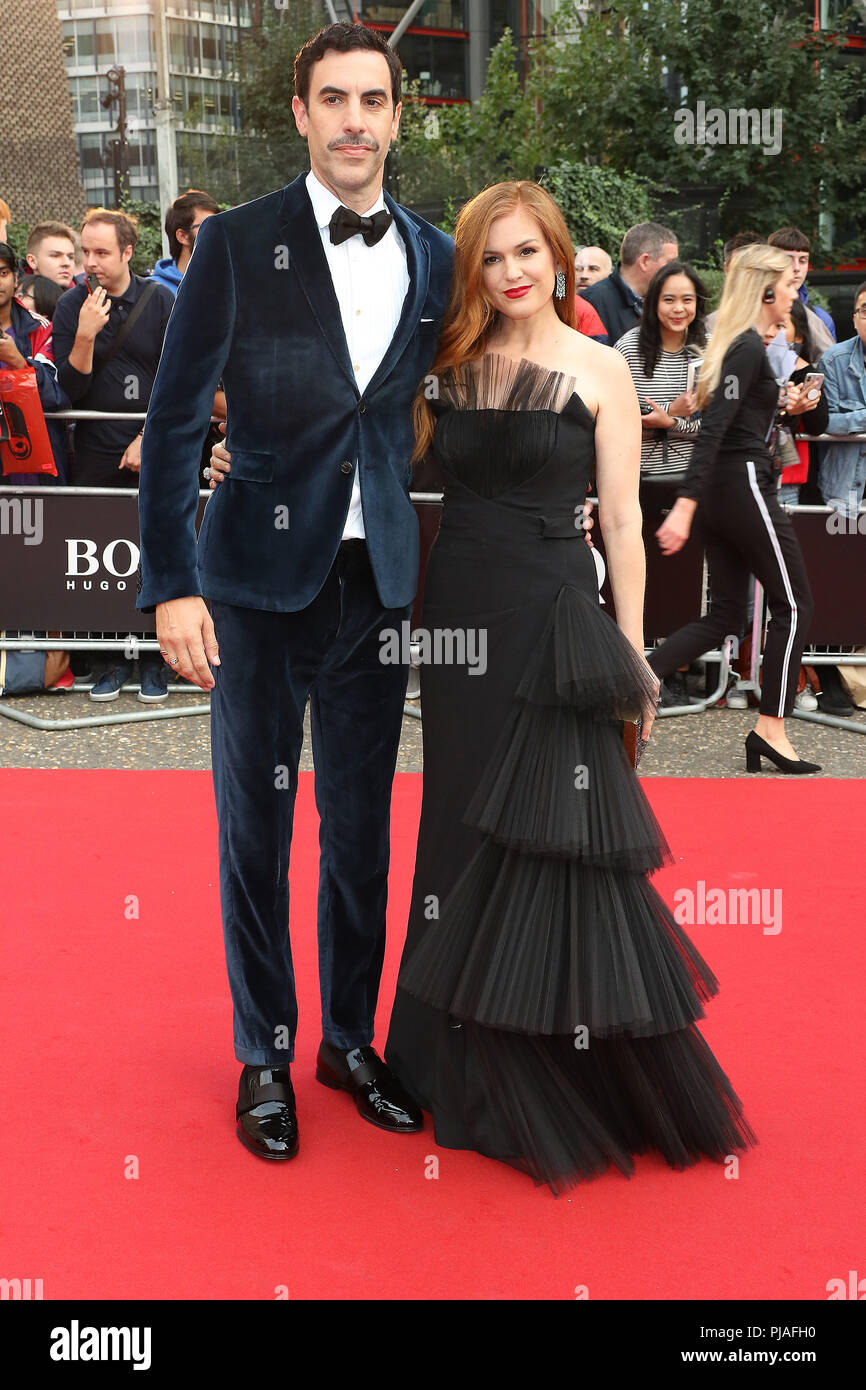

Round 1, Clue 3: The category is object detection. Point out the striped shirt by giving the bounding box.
[614,325,702,478]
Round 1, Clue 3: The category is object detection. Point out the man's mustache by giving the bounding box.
[329,137,379,151]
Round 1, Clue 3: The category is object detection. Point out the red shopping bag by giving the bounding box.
[0,367,57,476]
[781,438,809,486]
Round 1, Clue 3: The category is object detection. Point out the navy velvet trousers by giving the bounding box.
[209,541,411,1065]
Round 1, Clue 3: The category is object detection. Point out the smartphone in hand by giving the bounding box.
[802,372,824,402]
[85,273,101,295]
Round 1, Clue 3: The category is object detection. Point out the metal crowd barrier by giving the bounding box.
[1,416,865,733]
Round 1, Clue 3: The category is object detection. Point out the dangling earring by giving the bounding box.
[554,268,566,299]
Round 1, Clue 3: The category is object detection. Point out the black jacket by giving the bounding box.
[579,268,643,346]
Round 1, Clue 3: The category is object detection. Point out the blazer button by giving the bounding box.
[340,460,353,474]
[358,400,367,414]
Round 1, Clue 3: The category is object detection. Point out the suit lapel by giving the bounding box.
[364,192,431,397]
[277,175,356,390]
[276,176,431,397]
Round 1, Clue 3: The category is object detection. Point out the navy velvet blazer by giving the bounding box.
[136,172,454,613]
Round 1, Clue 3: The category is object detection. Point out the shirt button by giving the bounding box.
[340,460,353,474]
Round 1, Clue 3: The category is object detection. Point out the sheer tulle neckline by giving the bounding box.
[438,352,587,418]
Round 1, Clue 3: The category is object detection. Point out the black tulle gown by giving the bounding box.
[384,354,757,1194]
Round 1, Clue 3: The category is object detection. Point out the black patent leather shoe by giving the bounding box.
[236,1064,299,1160]
[315,1042,423,1133]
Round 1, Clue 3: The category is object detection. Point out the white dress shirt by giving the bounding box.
[305,169,409,540]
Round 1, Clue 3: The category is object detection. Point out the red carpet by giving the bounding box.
[1,769,863,1300]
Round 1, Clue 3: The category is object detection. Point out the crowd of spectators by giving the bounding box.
[1,191,864,711]
[0,190,222,702]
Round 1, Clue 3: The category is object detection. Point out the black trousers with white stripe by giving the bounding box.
[649,454,814,717]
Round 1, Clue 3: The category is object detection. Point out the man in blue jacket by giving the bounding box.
[150,189,220,296]
[818,280,866,517]
[768,227,836,354]
[137,23,453,1161]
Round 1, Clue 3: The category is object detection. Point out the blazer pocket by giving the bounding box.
[224,448,274,483]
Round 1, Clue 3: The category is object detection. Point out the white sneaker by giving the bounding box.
[795,690,818,711]
[726,687,748,709]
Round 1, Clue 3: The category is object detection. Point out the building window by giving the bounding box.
[393,33,468,99]
[94,19,117,61]
[361,1,467,29]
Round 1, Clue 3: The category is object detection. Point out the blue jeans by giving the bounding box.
[777,482,801,507]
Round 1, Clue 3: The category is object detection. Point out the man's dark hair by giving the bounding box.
[854,280,866,310]
[620,222,677,268]
[293,22,403,110]
[768,226,811,253]
[0,241,17,273]
[19,273,65,320]
[82,207,138,253]
[166,189,221,262]
[638,260,708,377]
[723,230,764,262]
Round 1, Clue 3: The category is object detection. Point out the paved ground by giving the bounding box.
[1,680,864,776]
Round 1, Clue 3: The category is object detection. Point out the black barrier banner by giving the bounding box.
[1,487,864,646]
[790,512,866,646]
[0,488,207,632]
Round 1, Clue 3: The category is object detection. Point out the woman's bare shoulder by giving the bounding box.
[559,327,631,377]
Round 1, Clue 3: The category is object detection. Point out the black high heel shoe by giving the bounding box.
[745,730,821,775]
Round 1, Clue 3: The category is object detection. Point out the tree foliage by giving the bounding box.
[201,2,865,260]
[526,1,866,261]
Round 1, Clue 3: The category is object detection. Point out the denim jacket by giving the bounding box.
[817,334,866,512]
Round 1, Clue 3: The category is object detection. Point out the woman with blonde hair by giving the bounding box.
[382,180,756,1191]
[651,244,820,773]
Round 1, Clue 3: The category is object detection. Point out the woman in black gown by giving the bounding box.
[384,182,757,1193]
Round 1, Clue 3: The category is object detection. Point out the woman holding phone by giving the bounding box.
[651,244,821,774]
[614,259,708,483]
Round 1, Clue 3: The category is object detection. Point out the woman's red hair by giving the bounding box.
[412,181,577,461]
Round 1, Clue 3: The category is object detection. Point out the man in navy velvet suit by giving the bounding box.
[137,24,453,1160]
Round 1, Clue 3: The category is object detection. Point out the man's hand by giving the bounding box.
[0,332,27,369]
[119,434,142,473]
[207,434,231,488]
[156,596,220,690]
[77,286,110,340]
[656,497,697,555]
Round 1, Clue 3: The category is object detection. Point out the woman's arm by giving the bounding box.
[594,352,644,645]
[593,350,659,733]
[677,331,765,502]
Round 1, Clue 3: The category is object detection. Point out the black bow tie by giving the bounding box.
[329,205,392,248]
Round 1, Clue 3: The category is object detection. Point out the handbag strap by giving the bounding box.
[90,280,158,384]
